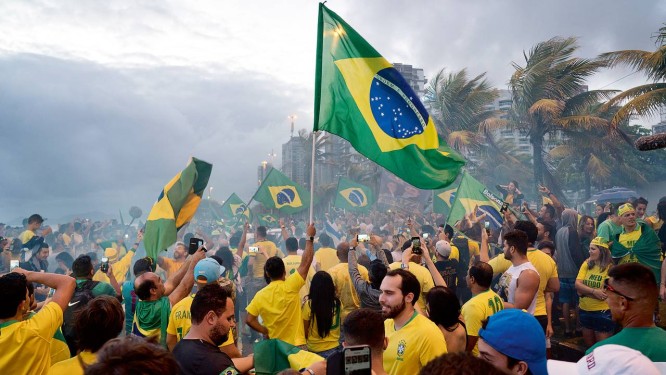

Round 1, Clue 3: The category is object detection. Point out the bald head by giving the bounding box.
[134,272,163,301]
[337,242,351,263]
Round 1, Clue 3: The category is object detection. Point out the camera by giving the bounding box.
[411,236,422,255]
[249,246,259,253]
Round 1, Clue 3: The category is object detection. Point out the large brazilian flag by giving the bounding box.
[251,168,310,214]
[254,339,324,375]
[334,177,375,212]
[220,193,251,221]
[313,4,465,189]
[446,171,506,231]
[144,157,212,259]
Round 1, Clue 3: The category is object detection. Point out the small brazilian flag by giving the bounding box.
[446,172,506,231]
[220,193,251,221]
[251,169,310,214]
[254,339,324,375]
[334,177,375,212]
[144,157,212,259]
[313,4,465,189]
[258,213,278,227]
[433,187,457,216]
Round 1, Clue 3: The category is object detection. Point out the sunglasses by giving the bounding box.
[603,278,634,301]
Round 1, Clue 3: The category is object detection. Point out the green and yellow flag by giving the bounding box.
[144,157,212,259]
[254,339,324,375]
[251,169,310,214]
[334,177,375,212]
[313,4,464,189]
[258,213,278,227]
[446,172,506,231]
[433,187,457,216]
[220,193,251,221]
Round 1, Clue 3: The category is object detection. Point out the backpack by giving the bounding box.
[62,280,99,355]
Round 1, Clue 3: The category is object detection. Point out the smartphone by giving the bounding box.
[484,221,490,229]
[357,234,370,243]
[10,260,19,271]
[100,257,109,273]
[249,246,259,253]
[188,237,204,254]
[344,345,372,375]
[411,236,422,255]
[422,233,429,239]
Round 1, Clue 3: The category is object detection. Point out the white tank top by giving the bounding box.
[499,261,539,315]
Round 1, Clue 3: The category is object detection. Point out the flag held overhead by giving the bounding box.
[251,169,310,214]
[334,177,375,212]
[313,4,464,189]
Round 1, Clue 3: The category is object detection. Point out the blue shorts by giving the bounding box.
[558,278,579,304]
[579,309,615,333]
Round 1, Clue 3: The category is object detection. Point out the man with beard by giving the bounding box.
[158,242,188,280]
[173,284,254,375]
[379,269,447,375]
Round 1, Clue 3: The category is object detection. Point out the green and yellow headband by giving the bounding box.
[617,203,635,217]
[590,236,609,249]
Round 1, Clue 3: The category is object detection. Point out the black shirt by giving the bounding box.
[173,338,238,375]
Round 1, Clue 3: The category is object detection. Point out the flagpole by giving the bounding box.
[309,131,317,224]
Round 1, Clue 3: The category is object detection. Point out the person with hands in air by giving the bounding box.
[94,229,144,285]
[348,232,390,311]
[245,223,316,346]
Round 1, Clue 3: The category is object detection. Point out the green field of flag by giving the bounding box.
[258,213,278,227]
[253,339,323,375]
[251,169,310,214]
[446,172,506,230]
[144,157,212,259]
[433,187,457,216]
[220,193,251,221]
[312,3,464,189]
[334,177,375,212]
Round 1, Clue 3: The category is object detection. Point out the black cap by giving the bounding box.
[28,214,45,224]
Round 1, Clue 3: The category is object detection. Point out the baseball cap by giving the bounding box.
[617,203,635,217]
[194,258,224,284]
[435,240,452,258]
[479,309,547,375]
[547,344,662,375]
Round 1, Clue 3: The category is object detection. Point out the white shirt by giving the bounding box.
[498,261,539,315]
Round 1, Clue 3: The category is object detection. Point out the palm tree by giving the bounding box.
[508,37,617,195]
[600,25,666,125]
[424,68,502,153]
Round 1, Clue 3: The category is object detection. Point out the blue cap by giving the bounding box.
[479,309,547,375]
[193,258,223,284]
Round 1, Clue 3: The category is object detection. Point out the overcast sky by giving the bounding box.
[1,0,664,223]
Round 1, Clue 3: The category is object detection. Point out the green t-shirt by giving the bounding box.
[597,220,622,244]
[587,327,666,362]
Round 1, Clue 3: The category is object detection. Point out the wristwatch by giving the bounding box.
[307,236,315,242]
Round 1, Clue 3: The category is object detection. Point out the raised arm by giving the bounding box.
[297,223,316,280]
[14,268,75,313]
[168,248,205,306]
[237,222,249,258]
[279,218,290,241]
[479,224,490,263]
[419,243,446,287]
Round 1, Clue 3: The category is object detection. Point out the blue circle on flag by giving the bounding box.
[348,190,365,206]
[277,188,296,204]
[369,67,428,139]
[478,205,503,229]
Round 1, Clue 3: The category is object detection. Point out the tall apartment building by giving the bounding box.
[393,63,427,97]
[257,162,274,186]
[281,137,310,187]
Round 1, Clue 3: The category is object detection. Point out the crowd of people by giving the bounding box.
[0,185,665,374]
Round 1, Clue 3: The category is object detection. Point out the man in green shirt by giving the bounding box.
[587,263,666,363]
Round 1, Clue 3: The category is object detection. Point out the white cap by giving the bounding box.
[435,240,452,258]
[547,344,662,375]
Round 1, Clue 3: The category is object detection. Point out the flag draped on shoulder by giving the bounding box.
[251,169,310,214]
[220,193,251,221]
[144,157,212,259]
[334,177,375,212]
[446,172,506,231]
[312,3,464,189]
[253,339,324,375]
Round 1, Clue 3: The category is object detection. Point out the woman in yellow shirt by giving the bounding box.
[302,271,341,358]
[575,237,615,348]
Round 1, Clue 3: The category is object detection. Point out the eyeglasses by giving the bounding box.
[603,279,634,301]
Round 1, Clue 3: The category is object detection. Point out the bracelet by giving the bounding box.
[303,369,315,375]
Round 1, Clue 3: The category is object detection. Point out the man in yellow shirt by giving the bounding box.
[18,214,52,249]
[93,230,143,285]
[166,258,239,358]
[314,233,339,272]
[50,296,124,375]
[0,268,75,375]
[281,236,313,302]
[246,226,279,308]
[461,261,503,356]
[380,269,447,375]
[158,241,187,280]
[245,223,316,346]
[328,241,369,322]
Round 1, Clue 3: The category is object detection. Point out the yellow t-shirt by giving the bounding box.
[619,226,642,250]
[389,262,435,311]
[576,262,610,312]
[93,249,136,284]
[19,230,36,244]
[313,247,339,272]
[460,289,504,356]
[488,248,558,317]
[646,216,663,232]
[49,350,96,375]
[449,239,480,265]
[383,312,447,375]
[166,294,234,347]
[161,258,185,280]
[246,272,306,346]
[448,245,461,261]
[0,302,63,375]
[328,262,369,322]
[249,240,279,278]
[283,254,315,303]
[302,300,341,353]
